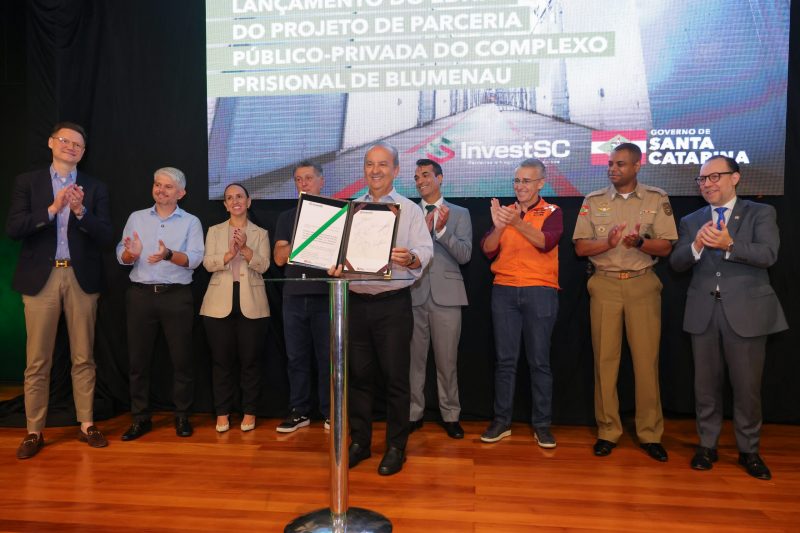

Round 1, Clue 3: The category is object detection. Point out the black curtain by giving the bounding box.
[1,0,798,427]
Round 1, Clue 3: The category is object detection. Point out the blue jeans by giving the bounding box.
[283,294,330,417]
[491,285,558,428]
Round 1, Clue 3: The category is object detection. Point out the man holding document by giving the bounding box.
[273,161,331,432]
[345,142,433,476]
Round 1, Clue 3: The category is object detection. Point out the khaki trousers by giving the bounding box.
[22,267,99,433]
[588,270,664,443]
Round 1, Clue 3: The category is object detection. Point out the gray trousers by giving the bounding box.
[409,295,461,422]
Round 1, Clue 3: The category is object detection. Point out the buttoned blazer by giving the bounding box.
[410,200,472,307]
[670,199,787,337]
[200,220,270,319]
[6,168,112,295]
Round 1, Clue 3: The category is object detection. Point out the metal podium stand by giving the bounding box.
[284,279,392,533]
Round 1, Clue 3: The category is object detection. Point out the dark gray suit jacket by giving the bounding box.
[411,200,472,307]
[670,199,787,337]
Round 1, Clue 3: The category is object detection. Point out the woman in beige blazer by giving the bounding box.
[200,183,270,433]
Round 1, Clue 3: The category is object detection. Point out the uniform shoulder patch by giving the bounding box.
[642,184,669,196]
[662,202,673,216]
[579,204,590,216]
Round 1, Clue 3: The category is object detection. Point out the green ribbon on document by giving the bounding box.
[289,203,349,261]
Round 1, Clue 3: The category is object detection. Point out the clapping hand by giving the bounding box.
[606,222,627,248]
[148,239,169,263]
[621,223,642,248]
[124,231,143,259]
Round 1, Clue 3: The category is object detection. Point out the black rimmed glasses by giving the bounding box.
[52,136,85,150]
[694,171,734,185]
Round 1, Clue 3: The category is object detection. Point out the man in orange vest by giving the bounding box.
[480,158,562,448]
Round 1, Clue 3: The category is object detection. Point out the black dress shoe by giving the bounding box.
[440,421,464,439]
[593,439,616,457]
[409,419,424,433]
[738,452,772,480]
[378,447,406,476]
[121,420,152,441]
[348,442,371,469]
[175,416,193,437]
[640,442,668,462]
[690,447,718,470]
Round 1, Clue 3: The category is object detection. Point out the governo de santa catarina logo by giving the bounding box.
[422,137,455,163]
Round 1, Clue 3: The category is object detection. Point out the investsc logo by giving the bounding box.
[591,131,647,165]
[421,137,456,164]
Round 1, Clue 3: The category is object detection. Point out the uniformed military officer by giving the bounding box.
[573,142,678,462]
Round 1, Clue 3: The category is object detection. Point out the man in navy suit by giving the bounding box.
[6,122,113,459]
[670,155,787,480]
[409,159,472,439]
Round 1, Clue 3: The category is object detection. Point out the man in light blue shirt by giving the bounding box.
[115,167,204,440]
[347,142,433,476]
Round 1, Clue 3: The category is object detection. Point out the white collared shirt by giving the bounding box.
[421,197,446,240]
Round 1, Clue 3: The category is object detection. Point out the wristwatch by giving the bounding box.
[407,252,417,267]
[726,240,734,253]
[635,236,645,249]
[164,248,174,261]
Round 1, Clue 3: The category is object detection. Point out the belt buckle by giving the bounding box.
[153,284,166,294]
[55,259,69,268]
[618,271,630,280]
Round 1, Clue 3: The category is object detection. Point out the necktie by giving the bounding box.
[425,204,436,236]
[714,206,727,229]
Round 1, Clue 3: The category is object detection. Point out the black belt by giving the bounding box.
[711,290,722,301]
[351,287,409,301]
[132,282,186,294]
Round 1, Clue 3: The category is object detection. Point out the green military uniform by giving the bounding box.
[572,183,678,444]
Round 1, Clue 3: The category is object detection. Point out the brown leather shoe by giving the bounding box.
[78,425,109,448]
[17,433,44,459]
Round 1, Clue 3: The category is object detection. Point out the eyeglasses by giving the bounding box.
[52,136,85,150]
[513,178,544,185]
[694,171,733,185]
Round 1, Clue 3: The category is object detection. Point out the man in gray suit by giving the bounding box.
[670,155,787,480]
[409,159,472,439]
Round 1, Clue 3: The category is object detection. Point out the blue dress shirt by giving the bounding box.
[116,205,204,285]
[50,166,77,260]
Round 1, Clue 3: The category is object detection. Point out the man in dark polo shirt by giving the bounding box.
[273,160,331,432]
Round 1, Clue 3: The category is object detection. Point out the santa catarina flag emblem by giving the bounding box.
[591,131,647,165]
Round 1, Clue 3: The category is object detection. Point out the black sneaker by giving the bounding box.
[480,421,511,443]
[276,409,310,433]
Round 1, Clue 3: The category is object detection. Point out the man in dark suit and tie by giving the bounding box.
[6,122,113,459]
[670,155,787,480]
[409,159,472,439]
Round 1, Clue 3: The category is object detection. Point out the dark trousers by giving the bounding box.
[692,299,766,453]
[490,285,558,428]
[204,282,267,415]
[127,284,194,421]
[283,294,330,417]
[349,288,412,450]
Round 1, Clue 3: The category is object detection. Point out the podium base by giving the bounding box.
[284,507,392,533]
